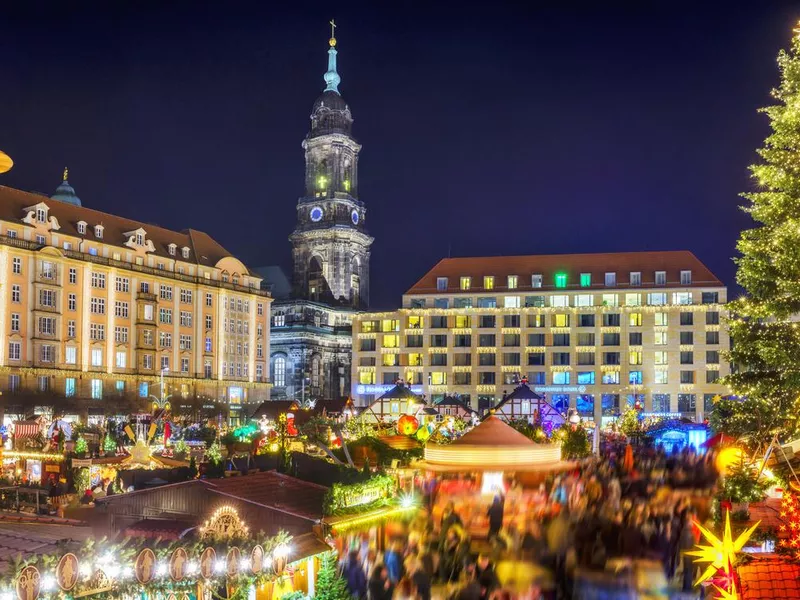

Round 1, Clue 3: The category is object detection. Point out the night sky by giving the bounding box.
[1,1,796,308]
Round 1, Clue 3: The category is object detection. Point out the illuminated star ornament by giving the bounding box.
[686,510,760,599]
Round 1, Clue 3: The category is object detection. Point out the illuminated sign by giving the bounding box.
[354,384,424,395]
[533,385,587,394]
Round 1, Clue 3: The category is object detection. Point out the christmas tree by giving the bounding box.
[103,433,116,453]
[74,435,88,456]
[313,551,350,600]
[724,24,800,452]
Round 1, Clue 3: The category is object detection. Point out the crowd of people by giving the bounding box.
[339,442,720,599]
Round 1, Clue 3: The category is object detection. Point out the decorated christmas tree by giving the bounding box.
[313,551,350,600]
[103,433,116,453]
[723,24,800,452]
[74,435,88,456]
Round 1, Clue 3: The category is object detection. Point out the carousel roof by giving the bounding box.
[422,416,566,471]
[454,416,537,447]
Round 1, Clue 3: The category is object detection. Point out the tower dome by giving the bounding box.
[50,168,81,207]
[309,36,352,138]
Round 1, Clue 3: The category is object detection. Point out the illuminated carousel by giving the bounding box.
[415,416,573,539]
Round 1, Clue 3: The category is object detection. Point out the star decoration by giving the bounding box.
[686,510,760,587]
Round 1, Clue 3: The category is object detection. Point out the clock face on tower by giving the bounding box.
[310,206,323,222]
[351,210,359,225]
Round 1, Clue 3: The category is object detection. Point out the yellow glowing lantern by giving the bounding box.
[715,447,744,474]
[0,151,12,174]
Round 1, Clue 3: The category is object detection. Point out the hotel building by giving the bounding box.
[0,177,270,423]
[351,252,729,423]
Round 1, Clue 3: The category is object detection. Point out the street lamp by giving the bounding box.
[149,368,172,411]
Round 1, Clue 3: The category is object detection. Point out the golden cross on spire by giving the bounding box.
[329,19,337,46]
[63,167,68,182]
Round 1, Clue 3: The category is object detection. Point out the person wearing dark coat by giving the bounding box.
[344,550,367,599]
[476,555,500,600]
[368,565,393,600]
[487,494,505,539]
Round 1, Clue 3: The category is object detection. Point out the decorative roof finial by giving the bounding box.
[63,167,69,182]
[324,20,341,93]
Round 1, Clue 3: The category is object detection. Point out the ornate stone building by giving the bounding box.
[258,31,371,403]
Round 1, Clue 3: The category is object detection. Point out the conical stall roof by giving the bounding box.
[422,416,565,471]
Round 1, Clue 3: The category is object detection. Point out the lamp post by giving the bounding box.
[149,368,172,411]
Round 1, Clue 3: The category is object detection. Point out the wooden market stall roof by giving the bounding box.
[738,556,800,599]
[0,520,93,571]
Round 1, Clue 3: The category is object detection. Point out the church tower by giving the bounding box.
[290,29,373,308]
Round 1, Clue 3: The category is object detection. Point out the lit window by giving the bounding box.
[504,296,520,308]
[116,351,126,368]
[460,276,471,291]
[550,295,569,308]
[94,225,103,238]
[65,378,76,397]
[673,292,692,305]
[625,293,641,306]
[575,294,593,307]
[580,273,591,287]
[553,371,570,385]
[531,274,542,288]
[655,331,668,345]
[629,350,642,365]
[655,370,668,384]
[91,349,103,366]
[655,312,668,326]
[648,293,667,306]
[553,314,569,327]
[273,356,286,386]
[555,273,568,288]
[602,294,618,307]
[654,351,668,365]
[430,372,447,385]
[629,313,642,327]
[484,276,494,290]
[91,379,103,399]
[507,275,518,290]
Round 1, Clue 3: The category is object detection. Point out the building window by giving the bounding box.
[273,356,286,386]
[702,292,719,304]
[531,274,542,288]
[10,313,19,332]
[706,331,720,345]
[160,285,173,300]
[115,301,129,318]
[580,273,591,287]
[680,270,692,285]
[555,273,568,288]
[90,324,105,340]
[655,271,666,285]
[673,292,692,305]
[91,348,103,366]
[115,326,128,342]
[91,272,106,288]
[161,356,170,370]
[116,351,126,368]
[550,295,569,308]
[65,347,77,364]
[629,370,643,385]
[273,312,285,327]
[460,276,471,291]
[436,277,448,291]
[182,247,190,259]
[69,268,77,284]
[65,378,76,397]
[12,257,21,274]
[40,345,54,363]
[94,225,103,238]
[629,313,642,327]
[91,379,103,399]
[680,371,695,384]
[11,285,20,303]
[180,311,192,327]
[648,293,667,306]
[484,276,494,290]
[180,289,192,304]
[206,292,213,306]
[507,275,518,289]
[159,308,172,324]
[8,342,20,360]
[90,298,105,314]
[181,358,190,373]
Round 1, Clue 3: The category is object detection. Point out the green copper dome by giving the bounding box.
[51,168,81,207]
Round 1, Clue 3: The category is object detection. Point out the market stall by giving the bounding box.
[414,416,573,539]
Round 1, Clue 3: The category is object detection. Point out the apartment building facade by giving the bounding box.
[0,179,271,422]
[352,252,729,424]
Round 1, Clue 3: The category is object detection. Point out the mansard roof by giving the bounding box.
[0,184,237,269]
[406,251,723,295]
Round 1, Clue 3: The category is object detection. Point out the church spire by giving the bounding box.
[323,19,341,93]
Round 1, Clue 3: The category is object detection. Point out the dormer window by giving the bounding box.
[77,221,87,235]
[181,247,190,259]
[94,225,103,239]
[36,207,47,223]
[135,232,144,246]
[168,243,176,256]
